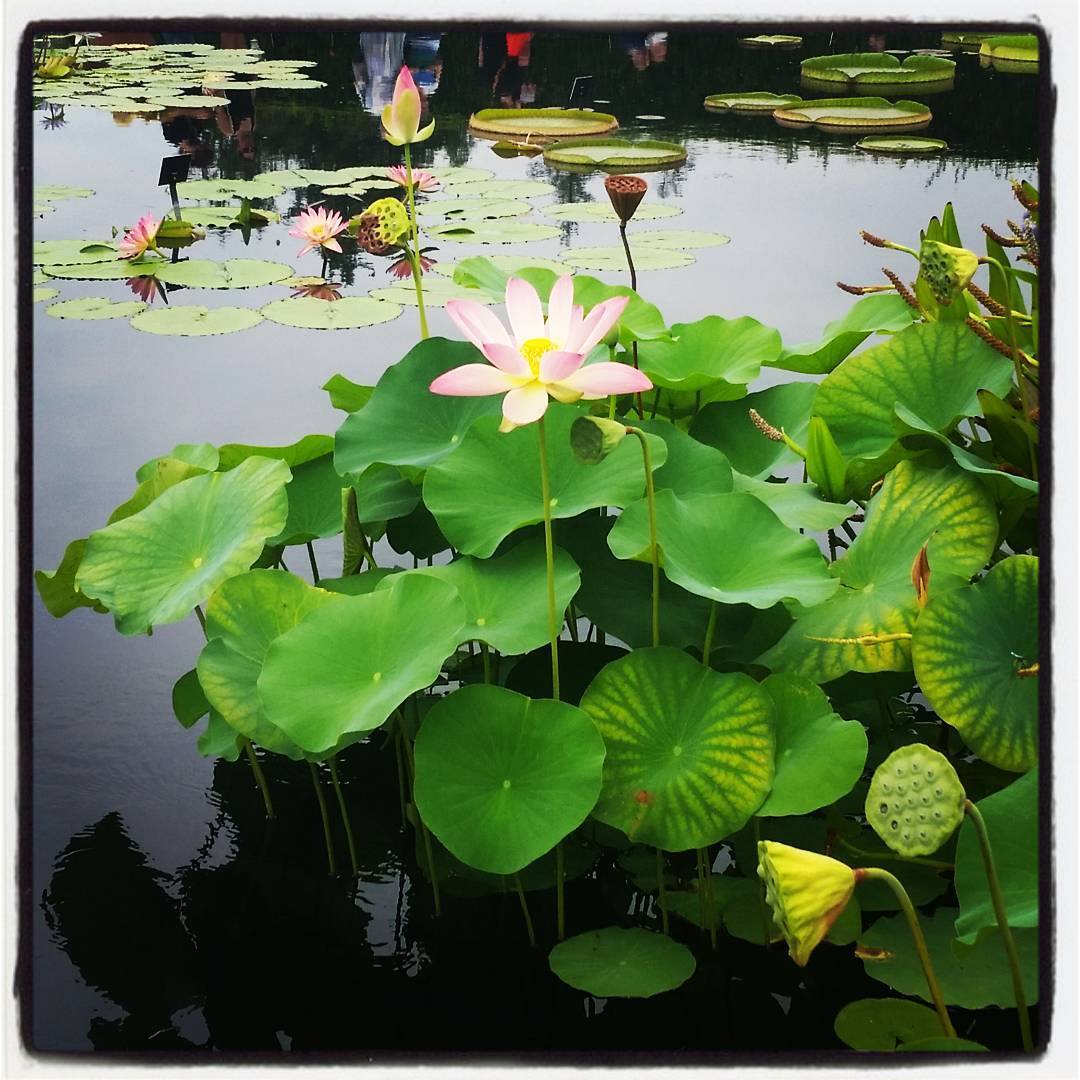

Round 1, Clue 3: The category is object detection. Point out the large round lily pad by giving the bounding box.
[257,574,466,754]
[773,97,933,133]
[979,34,1038,64]
[912,555,1038,772]
[152,258,293,289]
[33,239,117,265]
[549,927,696,998]
[440,179,556,200]
[130,306,264,336]
[580,646,775,851]
[418,197,534,221]
[368,277,498,308]
[543,138,686,172]
[45,297,146,320]
[705,92,803,113]
[856,135,948,154]
[76,456,291,635]
[542,200,681,223]
[558,246,694,273]
[427,220,561,245]
[834,998,943,1050]
[259,296,402,329]
[468,107,618,138]
[801,53,955,86]
[413,683,605,875]
[175,177,285,200]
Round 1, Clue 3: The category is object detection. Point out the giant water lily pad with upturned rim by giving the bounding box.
[739,35,803,48]
[773,97,933,133]
[468,107,618,138]
[543,138,687,172]
[800,53,956,86]
[856,135,948,154]
[705,92,804,113]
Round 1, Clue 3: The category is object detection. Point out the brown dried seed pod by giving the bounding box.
[604,174,648,224]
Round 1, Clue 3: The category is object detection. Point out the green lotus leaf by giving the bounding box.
[130,306,263,336]
[543,138,687,172]
[757,674,867,816]
[636,315,780,393]
[831,831,952,912]
[759,462,998,682]
[801,53,955,84]
[31,271,49,285]
[367,277,498,308]
[44,297,146,320]
[418,197,534,221]
[259,295,402,329]
[426,220,561,245]
[898,1038,988,1052]
[633,419,734,498]
[429,165,496,184]
[469,107,618,138]
[834,997,943,1050]
[580,646,775,850]
[172,668,209,729]
[542,201,682,223]
[319,180,399,195]
[857,135,948,153]
[143,93,232,107]
[954,768,1038,943]
[107,457,211,524]
[33,184,94,201]
[35,538,108,617]
[439,179,556,200]
[197,570,342,758]
[559,246,694,272]
[437,254,567,279]
[772,294,918,375]
[413,683,605,875]
[217,434,332,472]
[912,555,1038,772]
[319,568,398,597]
[608,491,837,610]
[704,92,803,112]
[151,258,293,289]
[397,539,579,655]
[197,709,242,761]
[692,382,817,479]
[633,229,730,251]
[267,453,348,546]
[774,97,933,133]
[175,177,285,200]
[731,473,853,532]
[548,928,696,998]
[322,374,374,413]
[134,442,219,482]
[859,907,1038,1008]
[76,456,291,635]
[334,338,501,477]
[664,873,750,930]
[386,500,450,560]
[353,463,419,525]
[814,322,1014,467]
[257,574,466,754]
[423,404,666,559]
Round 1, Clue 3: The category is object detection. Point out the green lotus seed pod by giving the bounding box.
[918,239,979,305]
[570,415,628,463]
[865,743,965,856]
[366,197,411,246]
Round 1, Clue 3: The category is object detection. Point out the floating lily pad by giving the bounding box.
[580,647,775,850]
[440,179,556,200]
[427,220,561,245]
[417,197,534,221]
[42,259,162,281]
[130,306,264,336]
[257,574,466,754]
[413,683,605,874]
[757,674,867,816]
[704,92,804,113]
[44,296,146,320]
[153,258,293,289]
[548,928,696,998]
[759,462,998,683]
[33,184,94,200]
[76,456,291,635]
[469,107,618,137]
[423,405,666,559]
[543,138,687,172]
[979,34,1038,64]
[834,998,943,1050]
[144,93,232,107]
[912,555,1038,772]
[559,246,694,272]
[856,135,948,154]
[801,53,956,86]
[368,277,498,308]
[259,295,401,329]
[543,200,681,223]
[33,287,59,303]
[175,177,285,200]
[773,97,933,133]
[33,239,117,265]
[182,204,281,227]
[739,35,803,48]
[428,165,496,184]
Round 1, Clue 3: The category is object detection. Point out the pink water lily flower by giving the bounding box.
[387,165,440,192]
[288,205,348,258]
[431,275,653,432]
[382,66,435,146]
[118,213,160,260]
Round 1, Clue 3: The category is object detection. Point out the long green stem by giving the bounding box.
[306,540,320,584]
[479,639,492,684]
[328,755,359,877]
[512,873,536,947]
[627,427,660,647]
[241,738,275,820]
[397,712,441,916]
[702,602,718,667]
[536,417,561,700]
[402,143,429,340]
[835,833,954,872]
[964,800,1033,1051]
[856,867,956,1037]
[308,761,336,876]
[654,847,670,935]
[392,725,407,827]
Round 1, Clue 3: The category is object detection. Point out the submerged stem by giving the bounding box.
[397,712,441,916]
[655,846,670,936]
[242,738,275,820]
[308,760,337,876]
[964,800,1033,1051]
[512,873,537,947]
[328,755,359,877]
[626,427,660,647]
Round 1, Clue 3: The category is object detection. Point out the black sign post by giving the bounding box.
[157,154,191,221]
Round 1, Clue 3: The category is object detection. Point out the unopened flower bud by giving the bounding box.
[570,415,628,463]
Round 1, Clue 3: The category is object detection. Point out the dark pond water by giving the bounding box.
[27,27,1040,1055]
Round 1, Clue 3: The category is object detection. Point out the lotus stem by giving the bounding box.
[242,737,275,820]
[397,711,441,916]
[855,867,956,1038]
[963,799,1033,1051]
[699,847,717,950]
[618,221,638,293]
[512,873,537,947]
[702,601,718,667]
[695,847,708,940]
[536,417,561,701]
[328,755,359,877]
[834,833,953,872]
[306,540,320,584]
[402,143,429,340]
[655,846,670,935]
[308,760,337,876]
[626,427,660,647]
[479,639,492,683]
[393,724,407,828]
[194,603,207,635]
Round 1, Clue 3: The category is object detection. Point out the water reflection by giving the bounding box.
[352,32,443,115]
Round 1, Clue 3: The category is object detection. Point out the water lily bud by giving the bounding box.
[756,841,857,967]
[604,175,648,224]
[918,240,979,305]
[570,415,628,463]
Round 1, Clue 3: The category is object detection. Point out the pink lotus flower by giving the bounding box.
[387,165,440,192]
[381,66,435,146]
[288,205,348,258]
[431,275,653,432]
[126,275,159,303]
[118,213,160,260]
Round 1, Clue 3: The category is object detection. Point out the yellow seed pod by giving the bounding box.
[918,240,979,305]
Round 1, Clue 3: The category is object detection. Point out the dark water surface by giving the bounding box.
[28,28,1039,1054]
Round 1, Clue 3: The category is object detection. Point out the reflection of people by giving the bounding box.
[211,88,256,161]
[480,32,537,107]
[160,113,213,168]
[352,32,406,114]
[616,31,669,70]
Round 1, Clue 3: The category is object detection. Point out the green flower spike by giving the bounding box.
[919,240,979,305]
[757,841,857,966]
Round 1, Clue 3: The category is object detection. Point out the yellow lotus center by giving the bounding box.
[520,337,555,376]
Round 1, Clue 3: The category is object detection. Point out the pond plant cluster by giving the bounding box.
[32,39,1042,1057]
